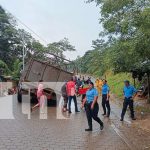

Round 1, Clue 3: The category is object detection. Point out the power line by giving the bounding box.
[3,6,49,45]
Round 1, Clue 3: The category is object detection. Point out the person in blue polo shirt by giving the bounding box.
[120,80,137,121]
[102,80,111,117]
[82,82,104,131]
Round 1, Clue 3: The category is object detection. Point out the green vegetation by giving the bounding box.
[0,6,75,79]
[74,0,150,99]
[105,71,133,98]
[75,0,150,76]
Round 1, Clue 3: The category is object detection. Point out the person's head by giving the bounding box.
[70,77,74,81]
[64,80,68,83]
[103,79,107,84]
[88,82,94,89]
[124,80,130,86]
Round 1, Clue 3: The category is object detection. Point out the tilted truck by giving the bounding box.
[17,53,75,106]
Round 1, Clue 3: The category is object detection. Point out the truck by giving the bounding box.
[17,53,75,106]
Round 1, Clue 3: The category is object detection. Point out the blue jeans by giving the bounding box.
[68,95,78,112]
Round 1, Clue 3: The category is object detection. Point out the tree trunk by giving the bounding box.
[147,73,150,103]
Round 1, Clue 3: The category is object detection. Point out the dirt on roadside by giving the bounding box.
[110,93,150,132]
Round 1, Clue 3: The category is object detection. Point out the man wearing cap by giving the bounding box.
[120,80,137,121]
[61,82,68,112]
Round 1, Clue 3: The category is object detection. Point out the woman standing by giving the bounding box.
[82,82,104,131]
[101,80,110,117]
[31,80,44,112]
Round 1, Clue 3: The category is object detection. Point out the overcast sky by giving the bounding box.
[0,0,102,60]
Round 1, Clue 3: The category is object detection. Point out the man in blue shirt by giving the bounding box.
[82,82,104,131]
[102,80,111,117]
[120,80,137,121]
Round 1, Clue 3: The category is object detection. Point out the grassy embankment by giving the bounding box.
[103,70,135,99]
[103,71,150,113]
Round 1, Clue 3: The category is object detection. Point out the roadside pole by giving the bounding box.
[23,43,25,71]
[22,33,25,71]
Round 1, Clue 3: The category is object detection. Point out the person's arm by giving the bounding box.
[132,86,137,99]
[81,97,87,108]
[106,86,110,101]
[66,83,69,96]
[91,95,98,109]
[123,87,125,98]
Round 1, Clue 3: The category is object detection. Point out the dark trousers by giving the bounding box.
[85,102,103,129]
[102,94,111,116]
[121,98,134,119]
[68,95,78,112]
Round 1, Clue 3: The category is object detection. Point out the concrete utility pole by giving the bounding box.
[22,33,25,71]
[20,32,26,71]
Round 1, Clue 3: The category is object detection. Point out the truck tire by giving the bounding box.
[17,91,22,103]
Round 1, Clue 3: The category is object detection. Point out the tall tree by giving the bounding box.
[86,0,150,72]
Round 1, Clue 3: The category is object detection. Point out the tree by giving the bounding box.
[0,6,19,67]
[86,0,150,73]
[47,38,76,58]
[11,59,22,80]
[0,60,10,75]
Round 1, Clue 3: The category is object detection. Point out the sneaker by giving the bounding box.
[85,128,92,131]
[132,118,136,120]
[69,111,72,114]
[120,118,123,121]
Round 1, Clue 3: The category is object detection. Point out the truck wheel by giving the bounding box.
[17,91,22,103]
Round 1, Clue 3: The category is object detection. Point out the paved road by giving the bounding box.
[0,95,149,150]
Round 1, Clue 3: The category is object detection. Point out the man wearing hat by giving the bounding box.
[120,80,137,121]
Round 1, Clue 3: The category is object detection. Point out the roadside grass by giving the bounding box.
[105,71,134,99]
[135,105,150,113]
[100,71,150,115]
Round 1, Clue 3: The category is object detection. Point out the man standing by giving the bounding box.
[66,77,79,113]
[61,82,68,112]
[120,80,137,121]
[76,78,82,95]
[101,80,110,117]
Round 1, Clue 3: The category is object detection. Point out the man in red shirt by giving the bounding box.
[66,77,79,113]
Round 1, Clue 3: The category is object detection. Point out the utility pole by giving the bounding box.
[20,31,26,71]
[22,33,25,71]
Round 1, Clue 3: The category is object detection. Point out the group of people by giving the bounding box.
[62,76,137,131]
[30,76,137,132]
[61,77,80,113]
[61,76,92,112]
